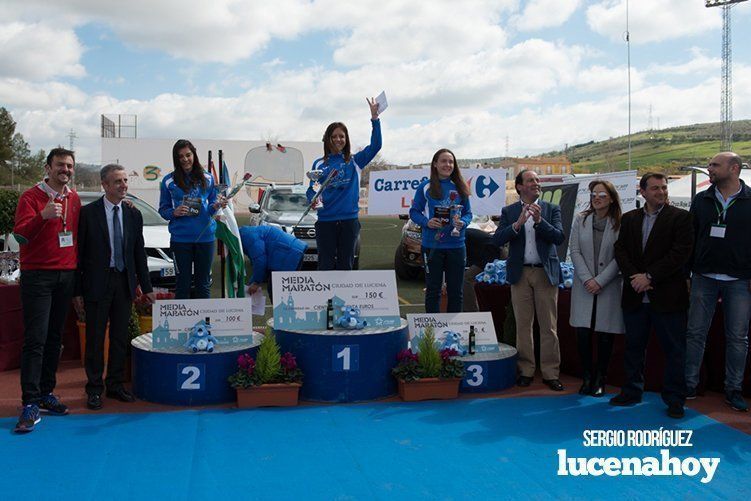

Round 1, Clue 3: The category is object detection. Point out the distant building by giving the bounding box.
[500,157,572,177]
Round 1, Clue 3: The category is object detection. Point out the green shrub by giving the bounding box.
[0,189,19,240]
[254,327,282,384]
[416,326,441,378]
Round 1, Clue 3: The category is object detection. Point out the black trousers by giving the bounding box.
[622,303,687,406]
[20,270,75,405]
[315,219,360,271]
[84,269,131,395]
[576,297,615,377]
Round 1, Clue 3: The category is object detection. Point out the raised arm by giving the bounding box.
[352,98,382,169]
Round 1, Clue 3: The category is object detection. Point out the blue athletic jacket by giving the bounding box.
[306,119,382,222]
[159,172,218,243]
[239,225,308,283]
[409,178,473,249]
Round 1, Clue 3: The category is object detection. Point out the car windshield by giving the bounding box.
[129,197,167,226]
[79,194,166,226]
[266,192,308,212]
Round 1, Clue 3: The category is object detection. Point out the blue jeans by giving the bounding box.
[685,274,751,392]
[315,219,360,271]
[172,241,215,299]
[423,247,466,313]
[622,304,687,407]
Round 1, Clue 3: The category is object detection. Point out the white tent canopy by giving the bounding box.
[667,170,751,209]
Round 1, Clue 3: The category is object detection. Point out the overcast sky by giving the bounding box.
[2,0,750,165]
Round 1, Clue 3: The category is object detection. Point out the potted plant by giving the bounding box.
[123,303,143,382]
[392,326,465,401]
[228,328,303,408]
[133,287,174,334]
[73,298,111,367]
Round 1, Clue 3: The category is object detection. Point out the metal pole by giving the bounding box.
[691,170,697,200]
[626,0,632,170]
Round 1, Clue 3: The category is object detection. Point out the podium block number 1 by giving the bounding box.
[333,345,359,372]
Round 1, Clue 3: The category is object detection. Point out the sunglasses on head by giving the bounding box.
[590,191,609,199]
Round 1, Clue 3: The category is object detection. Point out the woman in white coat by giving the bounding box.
[569,180,625,397]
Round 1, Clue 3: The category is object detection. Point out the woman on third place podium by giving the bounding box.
[568,179,625,397]
[409,148,473,313]
[159,139,226,299]
[307,98,382,270]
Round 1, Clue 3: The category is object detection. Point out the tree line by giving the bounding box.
[0,108,48,186]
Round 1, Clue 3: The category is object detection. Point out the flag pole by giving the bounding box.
[217,149,227,298]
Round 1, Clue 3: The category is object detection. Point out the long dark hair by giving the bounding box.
[428,148,470,200]
[322,122,351,164]
[172,139,207,191]
[581,179,622,230]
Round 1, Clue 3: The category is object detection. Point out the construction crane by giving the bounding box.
[705,0,748,151]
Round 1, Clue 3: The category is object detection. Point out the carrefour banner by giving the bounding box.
[367,168,507,216]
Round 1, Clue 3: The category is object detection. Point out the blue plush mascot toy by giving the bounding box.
[184,319,219,353]
[337,306,367,330]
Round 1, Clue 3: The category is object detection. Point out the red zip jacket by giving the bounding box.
[13,184,81,270]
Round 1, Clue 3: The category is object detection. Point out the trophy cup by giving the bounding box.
[450,205,463,237]
[306,168,326,210]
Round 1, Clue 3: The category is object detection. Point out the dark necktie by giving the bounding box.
[113,205,124,272]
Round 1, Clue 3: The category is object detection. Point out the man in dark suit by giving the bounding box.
[494,170,566,391]
[611,172,694,419]
[75,164,155,410]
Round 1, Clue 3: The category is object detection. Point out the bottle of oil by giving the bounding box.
[326,299,334,330]
[469,325,476,355]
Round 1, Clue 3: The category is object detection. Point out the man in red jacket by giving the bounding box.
[12,147,81,433]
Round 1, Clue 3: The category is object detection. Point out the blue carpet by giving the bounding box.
[2,393,750,500]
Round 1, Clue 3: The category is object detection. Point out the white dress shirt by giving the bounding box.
[517,200,542,265]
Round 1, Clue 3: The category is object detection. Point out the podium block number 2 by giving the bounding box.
[333,345,359,372]
[178,364,205,391]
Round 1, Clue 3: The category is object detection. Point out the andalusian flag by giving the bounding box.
[214,160,246,298]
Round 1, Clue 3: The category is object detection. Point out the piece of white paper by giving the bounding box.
[375,91,388,114]
[250,288,266,316]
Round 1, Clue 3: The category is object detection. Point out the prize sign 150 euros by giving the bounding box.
[272,270,401,331]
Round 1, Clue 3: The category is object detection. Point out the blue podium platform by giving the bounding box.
[459,343,517,393]
[131,333,261,406]
[271,318,409,403]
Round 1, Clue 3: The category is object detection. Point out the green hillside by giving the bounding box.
[544,120,751,174]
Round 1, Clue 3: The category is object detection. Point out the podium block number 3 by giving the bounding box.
[333,345,360,372]
[466,364,484,387]
[178,364,205,391]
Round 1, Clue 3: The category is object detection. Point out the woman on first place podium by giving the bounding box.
[307,98,382,271]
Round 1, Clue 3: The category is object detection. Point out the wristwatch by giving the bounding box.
[646,272,653,283]
[533,221,540,229]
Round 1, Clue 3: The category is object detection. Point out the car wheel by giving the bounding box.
[394,244,421,280]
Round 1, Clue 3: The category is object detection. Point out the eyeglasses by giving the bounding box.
[590,192,609,199]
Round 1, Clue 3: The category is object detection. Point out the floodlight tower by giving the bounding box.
[705,0,748,151]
